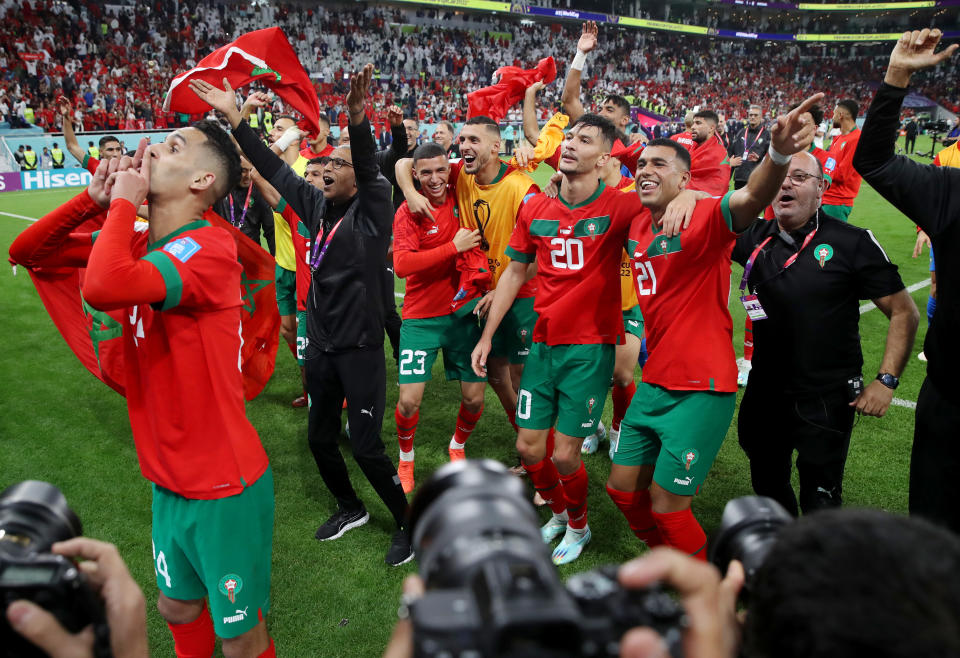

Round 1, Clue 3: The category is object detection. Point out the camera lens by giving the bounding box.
[708,496,792,592]
[0,481,82,558]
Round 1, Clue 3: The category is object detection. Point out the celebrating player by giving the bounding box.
[392,142,486,493]
[606,94,822,559]
[10,133,276,656]
[471,114,646,564]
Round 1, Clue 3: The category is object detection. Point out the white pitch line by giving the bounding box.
[395,292,403,299]
[859,278,931,314]
[0,210,38,221]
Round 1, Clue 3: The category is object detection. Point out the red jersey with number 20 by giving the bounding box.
[628,192,738,392]
[120,220,269,499]
[506,182,644,345]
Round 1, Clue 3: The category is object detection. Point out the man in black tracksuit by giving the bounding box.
[196,65,412,564]
[728,105,772,189]
[853,28,960,534]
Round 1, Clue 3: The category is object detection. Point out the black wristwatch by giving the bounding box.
[876,373,900,390]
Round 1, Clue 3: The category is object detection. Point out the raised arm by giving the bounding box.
[560,21,597,121]
[56,96,86,164]
[522,82,545,145]
[347,64,394,236]
[853,29,960,237]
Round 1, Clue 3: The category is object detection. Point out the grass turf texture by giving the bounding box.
[0,135,936,655]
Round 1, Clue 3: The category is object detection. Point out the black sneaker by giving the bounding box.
[315,507,369,541]
[385,528,414,566]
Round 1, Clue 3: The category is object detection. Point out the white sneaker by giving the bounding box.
[736,358,752,388]
[608,425,620,460]
[581,421,607,454]
[918,351,927,362]
[541,514,568,543]
[552,526,592,565]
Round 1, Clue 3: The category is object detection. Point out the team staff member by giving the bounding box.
[607,94,821,559]
[821,99,863,221]
[733,151,918,515]
[213,155,276,255]
[728,104,770,190]
[853,27,960,534]
[194,66,414,566]
[10,133,276,657]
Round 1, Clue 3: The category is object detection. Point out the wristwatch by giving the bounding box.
[876,373,900,390]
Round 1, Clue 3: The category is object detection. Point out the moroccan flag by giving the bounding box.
[688,135,732,197]
[163,27,321,136]
[467,57,557,123]
[611,138,646,174]
[25,212,279,400]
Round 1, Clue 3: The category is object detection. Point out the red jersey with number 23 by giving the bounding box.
[506,182,644,345]
[118,220,269,499]
[628,192,738,392]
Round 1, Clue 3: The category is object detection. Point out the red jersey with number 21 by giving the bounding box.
[628,192,738,392]
[506,182,644,345]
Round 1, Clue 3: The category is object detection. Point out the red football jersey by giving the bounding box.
[628,192,738,392]
[113,221,269,498]
[299,142,333,161]
[277,199,310,312]
[822,129,862,206]
[81,154,99,175]
[506,182,644,345]
[393,195,462,319]
[671,131,696,152]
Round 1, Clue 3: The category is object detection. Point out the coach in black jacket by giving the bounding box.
[853,28,960,534]
[192,65,412,565]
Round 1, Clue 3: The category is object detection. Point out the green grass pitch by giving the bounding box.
[0,136,937,655]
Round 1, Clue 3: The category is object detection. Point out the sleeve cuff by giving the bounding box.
[276,198,287,213]
[720,190,735,232]
[142,251,183,311]
[505,245,535,263]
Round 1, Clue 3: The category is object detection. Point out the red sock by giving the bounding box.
[744,317,754,362]
[606,486,664,547]
[559,461,589,529]
[453,403,483,444]
[525,457,567,515]
[258,638,276,658]
[545,427,556,459]
[395,406,418,454]
[652,508,707,561]
[611,381,636,430]
[286,340,298,360]
[167,601,215,658]
[505,407,519,433]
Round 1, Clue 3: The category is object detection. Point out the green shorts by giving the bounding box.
[151,467,274,639]
[623,306,644,340]
[516,342,614,437]
[275,265,297,316]
[398,300,485,384]
[821,204,852,222]
[613,383,735,495]
[296,310,307,366]
[488,296,537,364]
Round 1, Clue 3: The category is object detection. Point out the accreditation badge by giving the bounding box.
[740,294,768,320]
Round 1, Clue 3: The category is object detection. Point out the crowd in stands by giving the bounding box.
[0,0,957,136]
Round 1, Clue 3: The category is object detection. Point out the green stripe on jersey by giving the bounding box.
[645,233,682,258]
[572,215,611,238]
[529,219,559,237]
[143,251,184,311]
[720,190,735,232]
[505,245,535,263]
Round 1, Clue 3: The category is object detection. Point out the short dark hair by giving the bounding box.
[403,117,419,127]
[644,138,691,171]
[192,120,241,203]
[603,94,631,116]
[52,142,58,147]
[99,136,120,148]
[464,115,500,138]
[790,101,823,127]
[693,110,719,125]
[837,99,859,119]
[412,142,447,163]
[306,157,325,168]
[568,113,618,150]
[746,509,960,658]
[276,114,297,124]
[317,114,330,128]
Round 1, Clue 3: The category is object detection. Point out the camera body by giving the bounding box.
[407,461,686,658]
[0,481,110,658]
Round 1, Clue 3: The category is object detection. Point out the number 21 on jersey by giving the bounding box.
[634,260,658,296]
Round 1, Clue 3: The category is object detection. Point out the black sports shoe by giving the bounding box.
[385,528,414,566]
[315,507,369,541]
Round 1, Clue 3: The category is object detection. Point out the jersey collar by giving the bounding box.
[488,160,509,185]
[558,180,606,210]
[148,219,210,252]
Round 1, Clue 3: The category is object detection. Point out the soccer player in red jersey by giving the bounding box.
[821,99,863,222]
[607,94,821,560]
[686,110,732,197]
[392,142,486,492]
[299,114,334,160]
[472,114,647,564]
[10,130,276,657]
[56,96,121,174]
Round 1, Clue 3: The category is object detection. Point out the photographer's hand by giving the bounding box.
[382,575,425,658]
[6,538,148,658]
[618,548,744,658]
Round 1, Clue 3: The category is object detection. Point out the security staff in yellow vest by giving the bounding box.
[249,110,260,134]
[87,142,99,159]
[24,107,34,124]
[263,110,273,135]
[51,143,65,168]
[21,145,38,170]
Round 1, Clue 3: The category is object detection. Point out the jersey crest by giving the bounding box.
[645,233,682,258]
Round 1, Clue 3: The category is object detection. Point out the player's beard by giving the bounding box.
[832,119,841,129]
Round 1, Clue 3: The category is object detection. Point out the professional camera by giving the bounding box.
[406,460,686,658]
[708,495,792,597]
[0,481,111,658]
